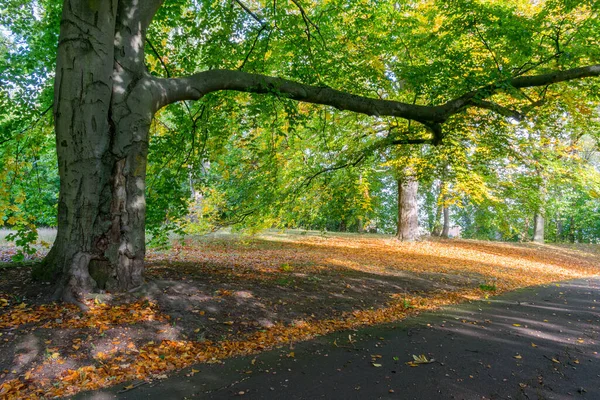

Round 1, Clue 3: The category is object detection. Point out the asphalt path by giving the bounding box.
[77,277,600,400]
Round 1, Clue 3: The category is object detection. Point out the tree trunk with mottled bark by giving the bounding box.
[396,175,419,242]
[40,0,161,304]
[533,213,545,243]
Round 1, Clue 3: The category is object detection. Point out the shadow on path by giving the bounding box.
[77,277,600,400]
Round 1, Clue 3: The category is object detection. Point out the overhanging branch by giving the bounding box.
[149,64,600,134]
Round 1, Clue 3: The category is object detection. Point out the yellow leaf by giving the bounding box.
[512,324,521,327]
[412,354,433,364]
[513,355,522,359]
[372,363,382,367]
[531,343,537,348]
[551,358,560,364]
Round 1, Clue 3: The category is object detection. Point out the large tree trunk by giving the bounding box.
[39,0,159,303]
[533,213,545,243]
[396,175,419,242]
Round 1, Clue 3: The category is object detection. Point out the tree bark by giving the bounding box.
[357,218,364,233]
[533,213,545,243]
[441,205,450,238]
[41,0,160,303]
[396,175,419,242]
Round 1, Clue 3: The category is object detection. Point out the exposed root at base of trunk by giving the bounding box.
[51,252,98,310]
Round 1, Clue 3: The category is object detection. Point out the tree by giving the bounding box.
[22,0,600,302]
[396,170,419,241]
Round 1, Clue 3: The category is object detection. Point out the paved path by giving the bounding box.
[79,278,600,400]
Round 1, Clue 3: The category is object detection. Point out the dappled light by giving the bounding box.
[1,0,599,398]
[0,233,598,398]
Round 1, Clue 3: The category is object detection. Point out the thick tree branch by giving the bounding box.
[150,64,600,132]
[150,70,447,122]
[437,64,600,116]
[510,64,600,88]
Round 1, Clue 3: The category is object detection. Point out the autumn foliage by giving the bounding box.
[0,233,598,399]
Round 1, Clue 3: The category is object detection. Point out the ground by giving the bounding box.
[0,230,598,399]
[81,277,600,400]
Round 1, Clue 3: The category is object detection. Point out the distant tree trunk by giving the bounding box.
[357,218,364,233]
[533,213,544,243]
[431,168,449,237]
[396,175,419,242]
[532,162,546,244]
[357,173,368,234]
[441,206,450,238]
[556,216,563,242]
[520,217,531,242]
[576,228,583,243]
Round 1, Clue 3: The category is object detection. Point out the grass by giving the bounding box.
[0,228,57,246]
[478,283,497,292]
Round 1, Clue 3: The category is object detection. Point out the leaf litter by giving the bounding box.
[0,234,598,399]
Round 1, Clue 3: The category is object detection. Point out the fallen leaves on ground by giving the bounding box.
[0,300,164,331]
[0,234,598,399]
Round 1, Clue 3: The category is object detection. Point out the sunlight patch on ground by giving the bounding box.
[0,233,598,399]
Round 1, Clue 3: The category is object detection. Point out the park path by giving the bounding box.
[78,277,600,400]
